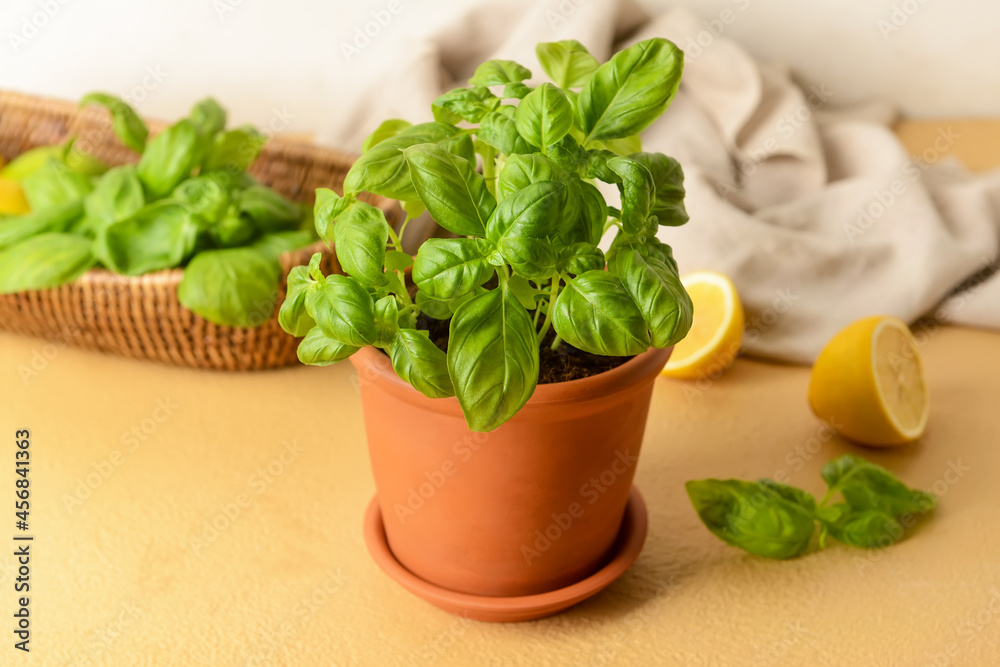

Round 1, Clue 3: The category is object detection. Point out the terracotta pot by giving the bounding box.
[351,345,671,598]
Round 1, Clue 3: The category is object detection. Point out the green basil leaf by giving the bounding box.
[608,235,679,275]
[432,86,500,124]
[384,249,413,271]
[652,238,680,273]
[607,156,654,233]
[189,97,227,139]
[305,274,376,347]
[415,290,452,320]
[469,59,532,86]
[172,175,229,222]
[81,166,145,234]
[373,295,400,348]
[515,83,573,149]
[362,119,413,153]
[685,479,816,559]
[602,134,643,156]
[80,92,148,153]
[398,303,418,331]
[391,328,454,398]
[0,233,95,293]
[313,188,352,242]
[0,146,63,181]
[545,133,587,175]
[278,265,317,337]
[820,455,863,490]
[0,201,82,250]
[412,237,494,299]
[307,251,324,281]
[137,120,202,199]
[198,170,258,192]
[207,204,256,248]
[431,106,461,126]
[201,125,266,173]
[401,199,426,219]
[536,40,600,89]
[238,185,301,233]
[577,37,683,143]
[478,112,534,157]
[380,269,404,303]
[177,246,280,327]
[502,83,532,100]
[506,274,539,311]
[334,201,389,285]
[817,504,902,549]
[497,153,570,200]
[629,151,688,226]
[551,270,650,356]
[613,248,693,349]
[399,122,470,142]
[441,131,476,164]
[254,231,311,258]
[22,159,93,210]
[499,237,557,281]
[448,287,539,432]
[584,149,621,183]
[101,202,198,275]
[62,141,109,179]
[297,326,359,366]
[402,143,495,237]
[758,479,818,513]
[576,180,607,245]
[557,242,605,275]
[495,156,583,238]
[822,455,938,517]
[448,287,487,315]
[487,180,566,243]
[343,122,465,200]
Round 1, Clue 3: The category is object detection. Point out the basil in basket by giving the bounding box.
[0,94,313,327]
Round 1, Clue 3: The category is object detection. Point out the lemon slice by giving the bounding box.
[661,270,744,379]
[808,316,929,446]
[0,176,29,215]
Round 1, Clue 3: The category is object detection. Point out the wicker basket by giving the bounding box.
[0,91,400,370]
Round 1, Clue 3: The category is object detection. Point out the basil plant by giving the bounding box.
[281,38,694,431]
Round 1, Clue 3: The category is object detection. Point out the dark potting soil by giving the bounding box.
[415,313,633,384]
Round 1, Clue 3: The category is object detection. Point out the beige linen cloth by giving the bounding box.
[318,0,1000,363]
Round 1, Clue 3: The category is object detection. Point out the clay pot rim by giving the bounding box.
[350,344,672,410]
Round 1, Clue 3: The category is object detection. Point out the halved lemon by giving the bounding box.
[808,316,929,446]
[0,176,29,215]
[661,270,744,379]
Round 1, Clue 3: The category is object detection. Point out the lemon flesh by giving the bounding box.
[0,177,30,215]
[661,270,744,379]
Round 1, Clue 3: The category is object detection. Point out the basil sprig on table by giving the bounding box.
[281,38,694,432]
[686,455,938,559]
[0,94,312,327]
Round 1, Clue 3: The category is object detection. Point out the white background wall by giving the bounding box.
[0,0,995,148]
[653,0,999,118]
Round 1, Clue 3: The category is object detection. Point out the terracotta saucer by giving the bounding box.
[362,486,648,623]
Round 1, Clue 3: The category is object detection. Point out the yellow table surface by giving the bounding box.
[2,122,999,666]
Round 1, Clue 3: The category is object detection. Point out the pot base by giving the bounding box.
[363,486,648,622]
